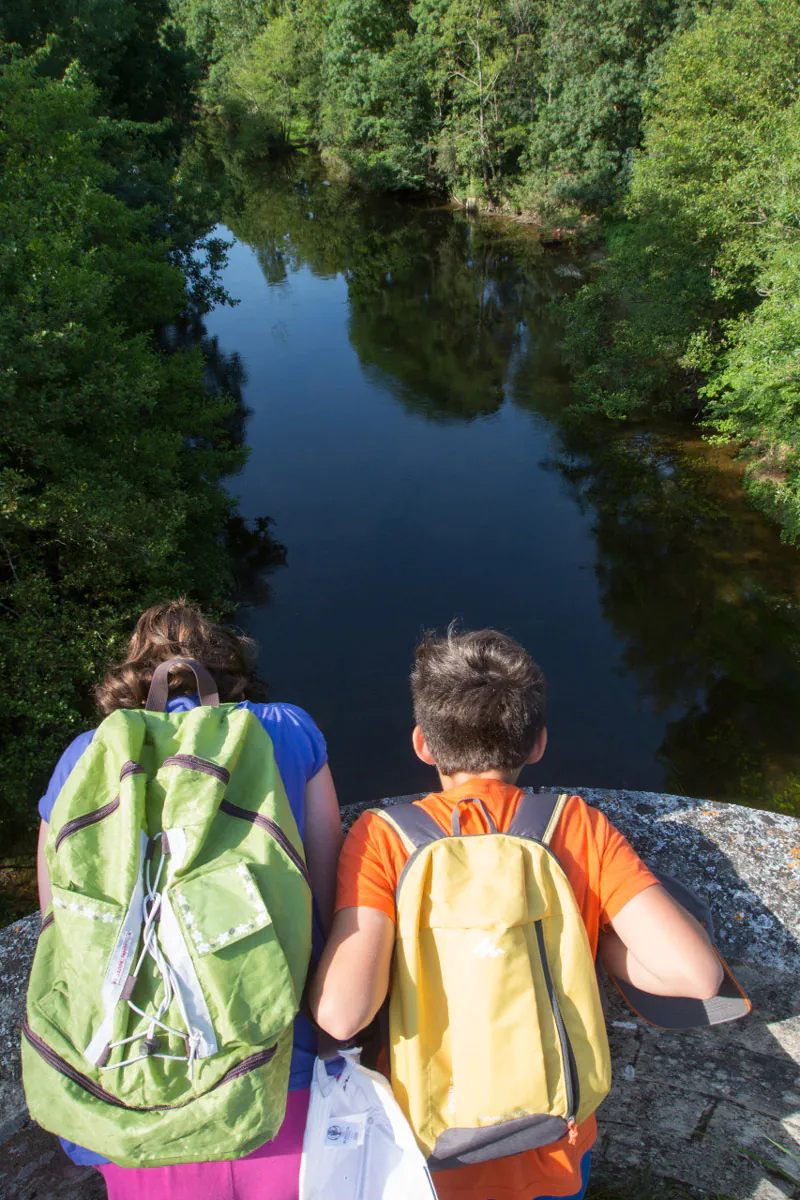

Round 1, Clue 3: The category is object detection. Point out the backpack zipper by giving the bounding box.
[219,799,311,888]
[534,921,580,1140]
[54,763,142,851]
[55,797,120,852]
[120,761,146,781]
[21,1019,276,1110]
[162,755,230,784]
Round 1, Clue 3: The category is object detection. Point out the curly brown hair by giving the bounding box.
[95,601,264,715]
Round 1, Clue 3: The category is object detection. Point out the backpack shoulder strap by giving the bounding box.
[368,803,447,855]
[507,791,568,845]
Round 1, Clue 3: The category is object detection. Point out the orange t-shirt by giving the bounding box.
[335,779,658,1200]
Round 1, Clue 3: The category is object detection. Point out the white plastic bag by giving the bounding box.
[299,1050,436,1200]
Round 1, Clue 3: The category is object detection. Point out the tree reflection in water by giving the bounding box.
[536,425,800,810]
[164,306,287,609]
[198,145,800,813]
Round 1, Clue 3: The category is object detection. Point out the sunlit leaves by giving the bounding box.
[0,54,243,840]
[564,0,800,542]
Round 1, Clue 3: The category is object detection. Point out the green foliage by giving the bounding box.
[169,0,694,205]
[704,239,800,543]
[231,15,302,142]
[563,0,800,541]
[413,0,511,197]
[0,53,246,844]
[319,0,432,189]
[171,0,274,101]
[564,212,718,416]
[526,0,695,209]
[0,0,200,127]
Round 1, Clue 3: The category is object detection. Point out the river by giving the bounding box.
[199,154,800,815]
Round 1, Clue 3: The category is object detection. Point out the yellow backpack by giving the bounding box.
[372,792,611,1171]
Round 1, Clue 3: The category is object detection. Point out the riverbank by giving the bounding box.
[444,190,599,246]
[2,789,797,1199]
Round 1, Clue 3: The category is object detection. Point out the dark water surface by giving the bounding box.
[202,159,800,814]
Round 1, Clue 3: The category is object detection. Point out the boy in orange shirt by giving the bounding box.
[311,628,722,1200]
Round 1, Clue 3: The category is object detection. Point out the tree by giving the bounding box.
[414,0,511,196]
[564,0,800,541]
[171,0,274,102]
[704,236,800,543]
[320,0,432,188]
[0,52,244,841]
[230,15,301,141]
[525,0,694,209]
[1,0,199,127]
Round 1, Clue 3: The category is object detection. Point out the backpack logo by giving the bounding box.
[472,936,505,958]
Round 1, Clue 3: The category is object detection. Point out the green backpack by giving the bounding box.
[22,658,312,1167]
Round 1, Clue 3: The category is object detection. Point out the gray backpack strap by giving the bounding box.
[369,803,447,853]
[451,797,498,835]
[506,792,568,845]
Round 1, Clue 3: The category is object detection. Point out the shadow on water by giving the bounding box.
[346,220,575,425]
[193,144,800,816]
[530,421,800,812]
[163,310,287,609]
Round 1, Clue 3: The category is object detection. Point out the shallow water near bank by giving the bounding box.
[199,157,800,815]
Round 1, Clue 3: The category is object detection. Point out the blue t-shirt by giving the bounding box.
[38,697,328,1166]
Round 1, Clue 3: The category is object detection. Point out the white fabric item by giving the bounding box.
[156,894,217,1059]
[85,826,218,1067]
[300,1050,436,1200]
[157,826,217,1058]
[84,831,148,1065]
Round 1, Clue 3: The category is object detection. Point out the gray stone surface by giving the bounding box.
[2,790,798,1198]
[0,912,39,1144]
[1,1121,105,1200]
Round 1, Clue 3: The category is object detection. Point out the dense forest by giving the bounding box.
[2,0,799,848]
[567,0,800,544]
[173,0,694,207]
[0,2,268,848]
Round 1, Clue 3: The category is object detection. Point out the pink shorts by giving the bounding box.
[98,1088,310,1200]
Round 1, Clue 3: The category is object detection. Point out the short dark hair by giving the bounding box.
[411,627,546,776]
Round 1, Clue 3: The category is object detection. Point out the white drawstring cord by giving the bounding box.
[99,833,202,1078]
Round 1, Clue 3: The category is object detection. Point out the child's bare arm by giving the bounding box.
[600,884,723,999]
[309,906,395,1041]
[302,764,343,934]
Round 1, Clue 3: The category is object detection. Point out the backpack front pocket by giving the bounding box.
[169,861,298,1049]
[36,884,125,1047]
[393,837,575,1156]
